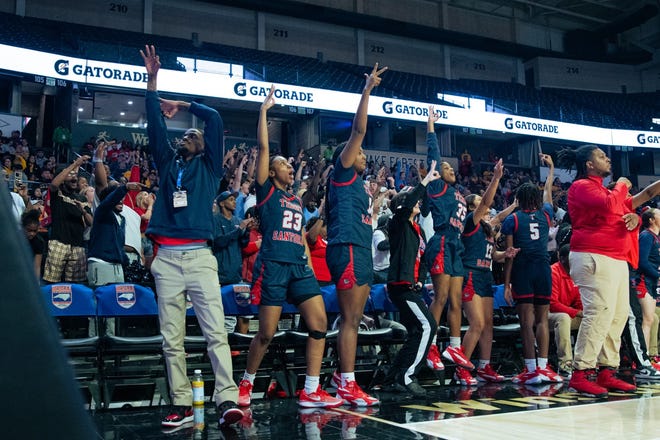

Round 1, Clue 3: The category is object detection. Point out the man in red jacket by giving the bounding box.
[548,244,583,378]
[558,144,637,397]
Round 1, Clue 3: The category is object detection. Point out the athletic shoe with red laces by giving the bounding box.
[476,364,505,383]
[651,361,660,372]
[596,367,636,392]
[537,365,563,383]
[426,344,445,371]
[568,369,608,398]
[299,386,344,408]
[454,366,478,386]
[237,379,253,407]
[442,345,475,370]
[511,367,542,385]
[161,405,194,427]
[336,380,380,407]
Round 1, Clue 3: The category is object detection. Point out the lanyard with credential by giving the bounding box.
[173,161,188,208]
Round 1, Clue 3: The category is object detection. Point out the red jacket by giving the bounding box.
[241,228,261,283]
[568,176,631,261]
[550,262,582,318]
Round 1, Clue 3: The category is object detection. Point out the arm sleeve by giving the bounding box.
[145,91,173,170]
[190,101,224,178]
[426,132,442,165]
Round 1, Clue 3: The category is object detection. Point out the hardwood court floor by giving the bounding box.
[90,379,660,439]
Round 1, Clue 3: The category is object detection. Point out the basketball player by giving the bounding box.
[237,87,343,410]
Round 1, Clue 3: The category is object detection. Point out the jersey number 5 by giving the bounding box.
[529,222,539,240]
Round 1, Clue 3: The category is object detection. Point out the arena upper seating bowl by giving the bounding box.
[0,11,657,132]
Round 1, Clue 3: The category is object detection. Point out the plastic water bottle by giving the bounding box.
[193,404,205,436]
[192,369,204,406]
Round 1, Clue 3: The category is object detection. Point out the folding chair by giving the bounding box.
[95,283,167,408]
[41,283,101,407]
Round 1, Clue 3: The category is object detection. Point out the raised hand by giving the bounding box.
[493,158,504,180]
[140,45,160,77]
[364,63,388,92]
[423,160,441,185]
[262,86,276,111]
[428,105,441,124]
[159,98,179,119]
[540,153,554,168]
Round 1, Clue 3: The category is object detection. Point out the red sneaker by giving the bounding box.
[426,345,445,371]
[454,366,478,386]
[537,365,563,383]
[299,386,344,408]
[596,368,636,392]
[161,405,193,427]
[476,364,505,383]
[511,367,542,385]
[330,370,342,389]
[568,369,608,398]
[237,379,253,407]
[336,380,380,407]
[442,345,475,370]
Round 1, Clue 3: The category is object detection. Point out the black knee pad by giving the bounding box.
[308,330,327,340]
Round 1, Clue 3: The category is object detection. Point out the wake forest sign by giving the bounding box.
[0,43,656,149]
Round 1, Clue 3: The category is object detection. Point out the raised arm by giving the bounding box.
[339,63,387,169]
[426,105,443,164]
[50,155,90,193]
[256,87,276,185]
[632,179,660,209]
[93,141,110,194]
[472,159,503,226]
[541,153,554,206]
[140,44,160,92]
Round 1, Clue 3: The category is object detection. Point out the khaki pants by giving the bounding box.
[548,312,581,368]
[569,252,629,370]
[151,247,237,406]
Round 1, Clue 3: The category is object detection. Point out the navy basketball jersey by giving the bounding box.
[255,178,308,264]
[422,132,467,237]
[462,212,493,271]
[501,202,553,262]
[326,160,373,249]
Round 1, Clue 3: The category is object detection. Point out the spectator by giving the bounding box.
[548,244,583,378]
[306,216,331,286]
[240,206,261,284]
[42,156,93,284]
[212,189,254,334]
[21,209,45,280]
[87,183,140,288]
[140,45,243,429]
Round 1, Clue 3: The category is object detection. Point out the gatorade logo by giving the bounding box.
[54,59,69,75]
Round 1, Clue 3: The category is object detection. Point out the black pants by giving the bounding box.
[621,279,651,368]
[387,284,437,385]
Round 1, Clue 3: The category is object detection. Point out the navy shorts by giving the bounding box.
[326,244,373,290]
[251,258,321,307]
[510,261,551,305]
[462,269,494,303]
[425,233,464,277]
